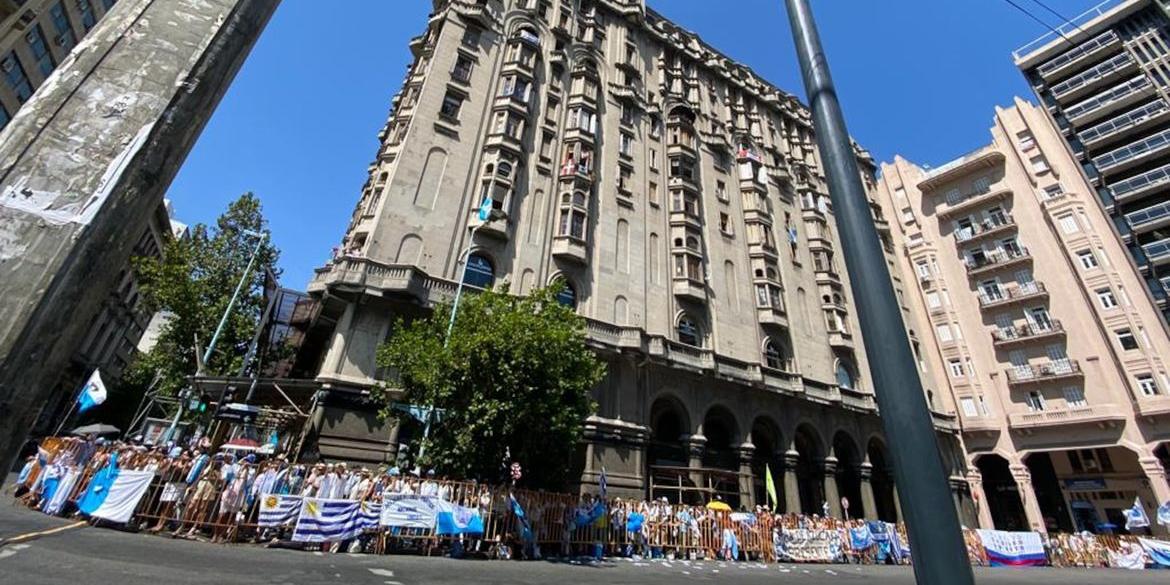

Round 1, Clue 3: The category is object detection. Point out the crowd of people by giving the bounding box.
[8,434,1166,569]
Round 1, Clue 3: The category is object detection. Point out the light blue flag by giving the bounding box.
[76,370,108,413]
[477,195,493,221]
[1157,501,1170,528]
[77,453,119,515]
[1124,497,1150,531]
[435,501,484,535]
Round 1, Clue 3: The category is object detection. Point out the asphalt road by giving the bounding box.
[1,492,1167,585]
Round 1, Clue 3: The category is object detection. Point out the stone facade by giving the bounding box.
[875,98,1170,534]
[302,0,970,521]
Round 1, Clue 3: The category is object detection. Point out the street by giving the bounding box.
[0,496,1164,585]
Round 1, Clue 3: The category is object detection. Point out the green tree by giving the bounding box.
[375,283,605,490]
[119,193,281,403]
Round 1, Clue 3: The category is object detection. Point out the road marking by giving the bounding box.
[0,543,30,561]
[368,568,395,577]
[1,521,87,547]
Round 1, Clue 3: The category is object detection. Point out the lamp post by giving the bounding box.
[783,1,975,583]
[163,230,268,443]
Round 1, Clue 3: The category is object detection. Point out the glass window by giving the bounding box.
[836,359,857,389]
[50,3,76,52]
[1137,374,1159,396]
[764,339,786,369]
[1116,328,1139,350]
[677,315,700,346]
[554,279,576,308]
[26,26,54,79]
[78,0,97,30]
[2,52,32,103]
[463,254,494,289]
[452,55,473,83]
[440,91,463,120]
[1063,386,1087,407]
[948,358,965,378]
[1096,288,1118,309]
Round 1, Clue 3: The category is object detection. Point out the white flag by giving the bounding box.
[1124,497,1150,531]
[77,370,108,413]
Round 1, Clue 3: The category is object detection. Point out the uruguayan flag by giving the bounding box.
[357,500,381,531]
[1140,537,1170,567]
[292,498,366,543]
[258,494,301,527]
[1124,497,1150,531]
[77,370,108,413]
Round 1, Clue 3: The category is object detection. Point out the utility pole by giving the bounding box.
[782,2,975,583]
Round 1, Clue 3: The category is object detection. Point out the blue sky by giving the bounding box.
[165,0,1105,289]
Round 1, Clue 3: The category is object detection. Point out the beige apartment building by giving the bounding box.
[876,98,1170,534]
[299,0,970,520]
[0,0,119,129]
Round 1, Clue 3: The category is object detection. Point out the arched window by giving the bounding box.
[836,359,857,390]
[463,254,494,289]
[554,278,577,308]
[677,315,701,347]
[764,339,783,369]
[497,160,513,178]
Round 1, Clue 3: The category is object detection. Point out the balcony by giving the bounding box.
[954,215,1016,245]
[960,413,1001,434]
[668,173,701,193]
[648,337,714,372]
[936,188,1011,220]
[1161,275,1170,295]
[1142,237,1170,267]
[484,131,523,155]
[1078,100,1170,148]
[551,236,588,264]
[667,140,697,160]
[450,0,500,27]
[1005,359,1082,385]
[563,125,595,146]
[1008,404,1125,430]
[1110,161,1170,203]
[966,246,1031,277]
[669,209,702,230]
[979,281,1048,309]
[917,148,1005,192]
[1064,76,1154,127]
[471,215,509,240]
[1125,200,1170,234]
[1093,126,1170,176]
[672,277,707,301]
[1135,394,1170,418]
[1033,30,1122,81]
[991,320,1065,347]
[828,330,853,349]
[558,162,594,187]
[1050,52,1137,104]
[756,305,788,327]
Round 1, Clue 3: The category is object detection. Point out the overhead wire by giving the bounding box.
[1001,0,1076,48]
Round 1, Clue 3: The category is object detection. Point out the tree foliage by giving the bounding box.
[120,193,281,400]
[375,283,605,490]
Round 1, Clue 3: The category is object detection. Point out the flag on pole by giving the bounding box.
[1157,501,1170,528]
[477,194,494,221]
[1124,497,1150,531]
[599,467,607,500]
[765,463,778,512]
[77,370,108,413]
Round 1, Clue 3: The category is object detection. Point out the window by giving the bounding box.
[462,25,482,47]
[26,26,54,79]
[557,191,588,239]
[713,149,730,170]
[50,2,76,52]
[764,339,788,370]
[463,254,494,289]
[649,181,659,206]
[649,148,658,170]
[2,52,32,103]
[1063,386,1087,407]
[78,0,97,30]
[1077,249,1098,270]
[960,397,978,417]
[926,291,942,309]
[1043,184,1064,200]
[554,278,577,308]
[901,209,915,224]
[540,131,554,160]
[618,166,632,195]
[915,261,931,279]
[894,186,907,201]
[439,91,464,120]
[619,132,633,157]
[1116,328,1139,350]
[1026,391,1046,412]
[948,358,965,378]
[1137,374,1160,396]
[620,103,634,126]
[716,180,727,201]
[452,55,473,83]
[1017,131,1035,151]
[1030,155,1049,173]
[649,115,661,139]
[677,315,701,346]
[719,212,732,235]
[835,359,858,389]
[936,324,954,342]
[1096,288,1118,309]
[1058,214,1079,233]
[972,176,991,194]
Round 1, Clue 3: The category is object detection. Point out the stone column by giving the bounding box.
[0,0,280,472]
[949,476,970,527]
[859,460,877,520]
[1010,464,1047,533]
[737,442,756,508]
[890,469,903,522]
[967,470,994,530]
[685,434,707,497]
[1139,454,1170,506]
[823,455,842,518]
[784,450,802,514]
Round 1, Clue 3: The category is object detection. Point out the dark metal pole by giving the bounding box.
[783,2,975,583]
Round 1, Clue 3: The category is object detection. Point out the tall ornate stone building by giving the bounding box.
[876,98,1170,534]
[302,0,969,521]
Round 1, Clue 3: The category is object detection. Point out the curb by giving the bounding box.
[0,520,87,547]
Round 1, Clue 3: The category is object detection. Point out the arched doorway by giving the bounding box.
[647,395,691,504]
[867,439,899,522]
[976,454,1028,531]
[832,431,864,520]
[750,417,785,511]
[794,424,825,515]
[702,405,741,508]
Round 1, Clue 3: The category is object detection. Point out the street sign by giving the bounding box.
[215,402,259,424]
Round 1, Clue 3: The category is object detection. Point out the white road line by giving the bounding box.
[368,568,395,577]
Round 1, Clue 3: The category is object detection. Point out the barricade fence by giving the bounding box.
[11,438,1170,568]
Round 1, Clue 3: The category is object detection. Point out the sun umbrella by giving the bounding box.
[221,437,261,452]
[706,500,733,512]
[70,423,120,436]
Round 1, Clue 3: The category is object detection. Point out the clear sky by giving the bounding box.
[165,0,1106,289]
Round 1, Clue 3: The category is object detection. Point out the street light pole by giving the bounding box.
[163,230,267,443]
[782,2,975,584]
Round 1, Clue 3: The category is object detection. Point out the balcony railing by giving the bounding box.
[1126,200,1170,233]
[1109,161,1170,202]
[979,281,1047,308]
[1161,275,1170,294]
[1093,126,1170,173]
[1029,28,1120,74]
[1064,76,1151,124]
[1050,52,1135,101]
[1079,100,1170,146]
[991,320,1064,345]
[1142,237,1170,265]
[955,215,1015,243]
[1008,404,1125,429]
[966,246,1030,274]
[1005,359,1082,384]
